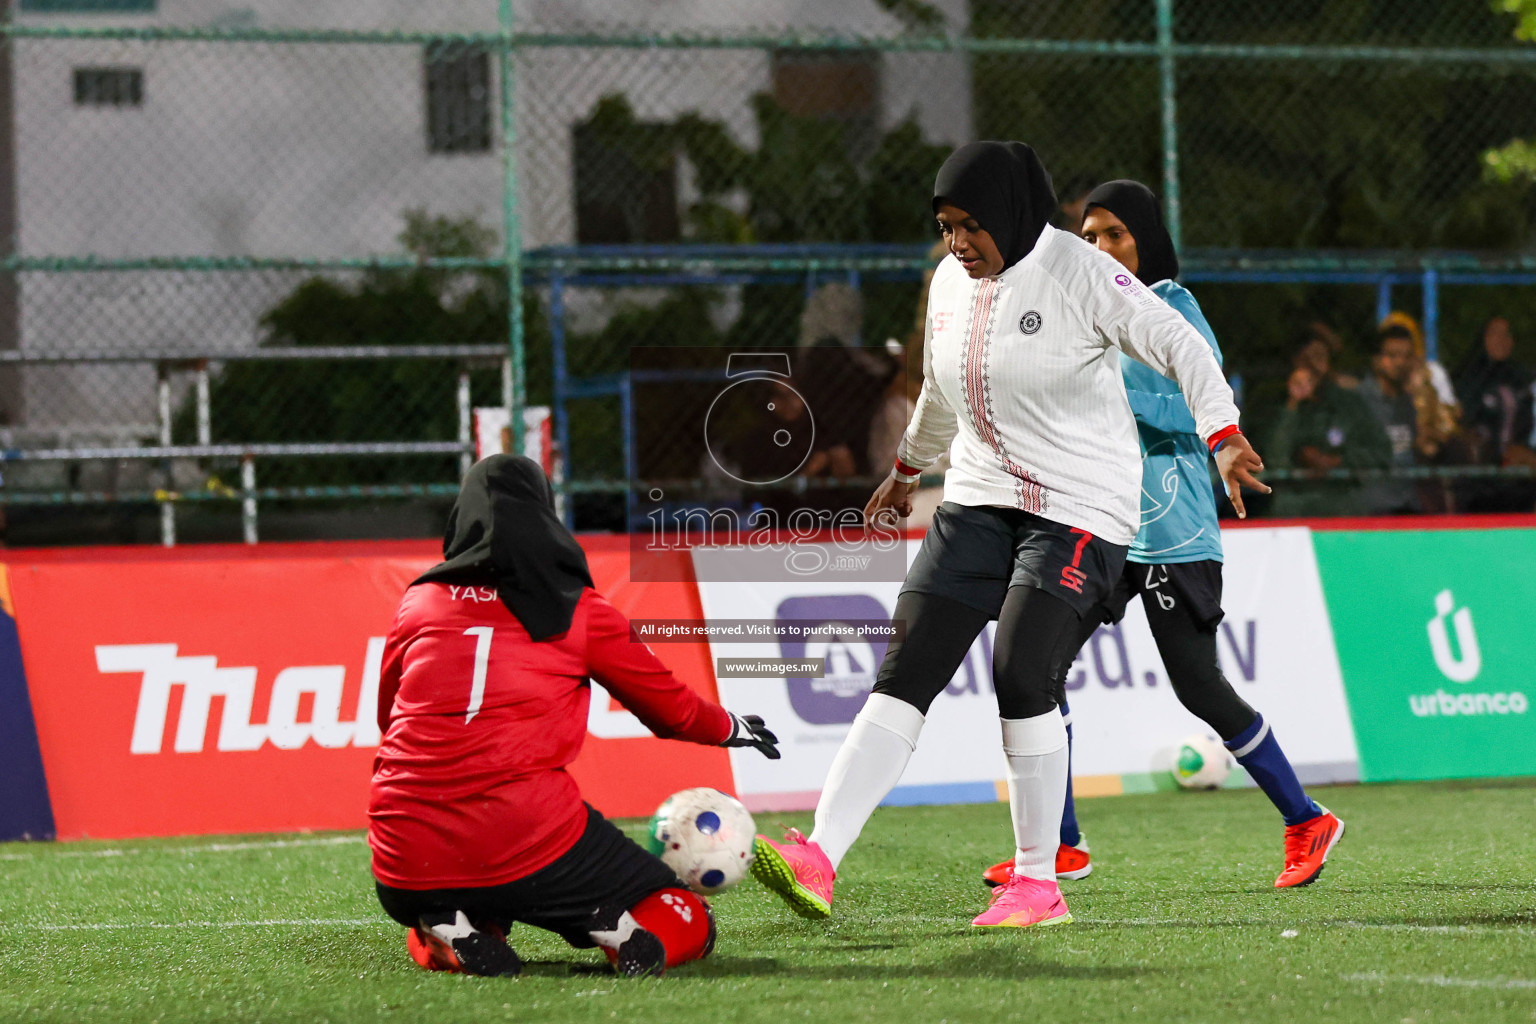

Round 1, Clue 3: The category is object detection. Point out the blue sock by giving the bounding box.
[1059,701,1081,847]
[1226,714,1322,827]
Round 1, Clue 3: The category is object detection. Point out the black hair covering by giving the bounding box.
[932,141,1057,271]
[1082,179,1179,286]
[415,454,594,641]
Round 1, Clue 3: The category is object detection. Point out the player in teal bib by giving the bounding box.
[981,180,1343,892]
[1126,280,1225,565]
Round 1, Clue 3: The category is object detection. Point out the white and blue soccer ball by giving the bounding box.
[1172,733,1232,790]
[646,787,756,896]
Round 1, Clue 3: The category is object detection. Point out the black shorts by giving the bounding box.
[1096,559,1225,633]
[375,804,683,948]
[901,502,1129,619]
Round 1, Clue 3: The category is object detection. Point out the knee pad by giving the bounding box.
[627,888,716,967]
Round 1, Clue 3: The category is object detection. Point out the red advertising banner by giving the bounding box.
[7,538,729,841]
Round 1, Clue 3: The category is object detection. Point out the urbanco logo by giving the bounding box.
[1408,589,1527,719]
[1426,588,1481,683]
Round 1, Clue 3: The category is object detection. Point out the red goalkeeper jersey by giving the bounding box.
[367,582,732,890]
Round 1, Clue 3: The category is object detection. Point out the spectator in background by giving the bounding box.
[792,283,903,518]
[718,376,817,486]
[797,344,896,482]
[1243,330,1341,430]
[1379,311,1459,436]
[1295,322,1368,390]
[1251,341,1391,517]
[1454,316,1536,512]
[1303,320,1360,389]
[1357,326,1420,514]
[1456,316,1533,463]
[1376,312,1465,512]
[866,339,915,475]
[796,282,895,482]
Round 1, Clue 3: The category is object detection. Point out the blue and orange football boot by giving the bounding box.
[1275,808,1345,888]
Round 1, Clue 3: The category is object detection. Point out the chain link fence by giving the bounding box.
[4,0,1536,544]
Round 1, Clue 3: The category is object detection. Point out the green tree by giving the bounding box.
[1484,0,1536,183]
[972,0,1536,379]
[575,93,951,247]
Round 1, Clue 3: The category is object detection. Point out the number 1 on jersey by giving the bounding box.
[463,626,493,723]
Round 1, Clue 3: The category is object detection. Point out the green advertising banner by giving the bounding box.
[1313,529,1536,782]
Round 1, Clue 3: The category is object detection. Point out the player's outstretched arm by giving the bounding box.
[1065,241,1239,443]
[585,590,777,751]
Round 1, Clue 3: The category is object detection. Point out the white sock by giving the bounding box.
[808,693,925,871]
[1001,711,1069,882]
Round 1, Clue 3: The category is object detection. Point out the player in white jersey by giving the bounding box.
[751,142,1269,929]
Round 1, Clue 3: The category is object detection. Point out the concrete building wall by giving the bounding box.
[10,0,971,431]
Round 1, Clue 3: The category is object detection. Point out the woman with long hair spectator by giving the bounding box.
[1454,316,1536,511]
[1378,311,1459,457]
[1374,313,1468,511]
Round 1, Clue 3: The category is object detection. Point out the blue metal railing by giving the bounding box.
[528,243,1536,525]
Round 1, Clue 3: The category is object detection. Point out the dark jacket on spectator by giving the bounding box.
[1256,380,1392,517]
[1454,348,1533,464]
[1453,337,1536,512]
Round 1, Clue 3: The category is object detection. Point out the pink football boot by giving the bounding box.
[751,828,835,919]
[971,873,1073,929]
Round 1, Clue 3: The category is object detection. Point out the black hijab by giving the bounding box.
[415,454,594,641]
[1082,179,1179,286]
[932,141,1057,271]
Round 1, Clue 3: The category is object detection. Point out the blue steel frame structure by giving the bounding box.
[533,243,1536,527]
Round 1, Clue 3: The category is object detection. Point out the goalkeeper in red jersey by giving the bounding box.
[368,455,779,978]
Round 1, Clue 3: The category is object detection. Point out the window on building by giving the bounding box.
[22,0,155,10]
[571,107,680,244]
[73,67,143,107]
[425,43,492,154]
[770,49,881,154]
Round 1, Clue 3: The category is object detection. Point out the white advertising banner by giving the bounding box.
[694,526,1357,810]
[1065,527,1358,780]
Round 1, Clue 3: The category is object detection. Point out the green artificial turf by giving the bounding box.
[3,779,1534,1023]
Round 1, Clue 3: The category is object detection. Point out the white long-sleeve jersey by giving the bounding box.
[896,225,1240,546]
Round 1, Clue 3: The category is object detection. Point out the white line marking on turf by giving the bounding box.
[0,835,365,861]
[31,918,381,932]
[1342,972,1536,990]
[1096,918,1534,934]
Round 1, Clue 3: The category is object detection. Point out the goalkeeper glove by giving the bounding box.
[723,713,780,759]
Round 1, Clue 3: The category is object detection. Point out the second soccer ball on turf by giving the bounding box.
[646,787,756,896]
[1172,733,1231,789]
